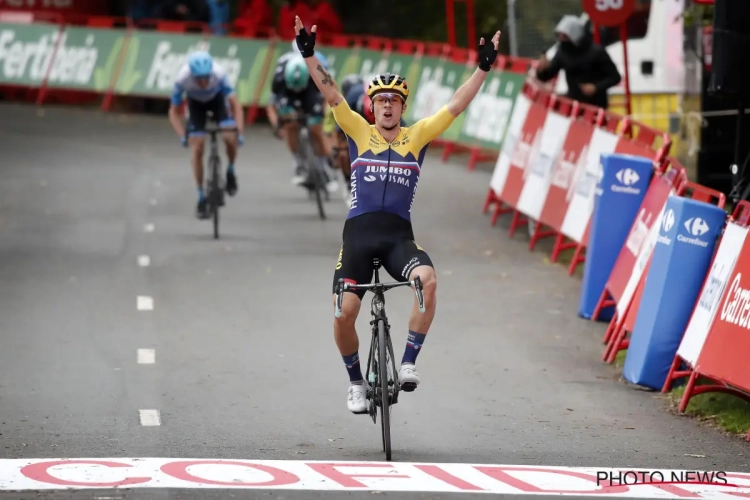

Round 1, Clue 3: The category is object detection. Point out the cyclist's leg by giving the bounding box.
[276,95,306,185]
[322,105,336,159]
[382,237,437,390]
[186,98,209,218]
[304,90,338,192]
[212,94,239,195]
[331,231,376,413]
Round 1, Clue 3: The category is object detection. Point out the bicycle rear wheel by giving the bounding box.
[377,319,391,460]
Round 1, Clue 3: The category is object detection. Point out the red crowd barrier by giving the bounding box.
[484,77,672,276]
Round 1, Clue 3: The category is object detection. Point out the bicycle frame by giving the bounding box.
[333,259,425,458]
[278,111,329,218]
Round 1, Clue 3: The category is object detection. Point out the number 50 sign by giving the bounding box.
[582,0,635,27]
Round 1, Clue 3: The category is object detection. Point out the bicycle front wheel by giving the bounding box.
[210,155,221,239]
[377,319,391,460]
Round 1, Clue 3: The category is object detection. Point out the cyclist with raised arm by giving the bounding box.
[168,50,244,219]
[293,16,501,414]
[269,41,338,193]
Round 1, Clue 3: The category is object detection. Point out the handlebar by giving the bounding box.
[334,276,425,318]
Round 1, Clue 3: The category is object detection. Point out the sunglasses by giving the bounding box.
[373,93,404,105]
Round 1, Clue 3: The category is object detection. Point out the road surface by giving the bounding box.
[0,103,747,499]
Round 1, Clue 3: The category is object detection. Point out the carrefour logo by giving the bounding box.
[611,168,641,194]
[662,209,675,232]
[678,217,710,247]
[684,217,709,236]
[657,208,675,246]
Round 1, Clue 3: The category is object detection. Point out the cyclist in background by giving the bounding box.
[293,16,500,414]
[168,50,244,219]
[269,41,338,193]
[324,73,367,205]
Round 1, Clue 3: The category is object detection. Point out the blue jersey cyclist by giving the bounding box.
[269,41,338,193]
[293,16,501,414]
[168,50,244,219]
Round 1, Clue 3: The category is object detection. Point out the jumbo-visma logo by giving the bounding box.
[611,168,641,194]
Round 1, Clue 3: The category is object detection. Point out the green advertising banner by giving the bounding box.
[203,36,270,104]
[113,31,205,97]
[0,22,61,86]
[405,55,459,124]
[459,70,525,149]
[0,20,534,153]
[47,26,127,92]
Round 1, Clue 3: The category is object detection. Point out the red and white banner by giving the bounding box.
[516,105,573,220]
[559,127,620,243]
[1,459,750,497]
[496,94,548,208]
[489,91,532,198]
[678,222,749,366]
[616,192,674,317]
[537,113,597,234]
[606,175,674,307]
[693,234,750,393]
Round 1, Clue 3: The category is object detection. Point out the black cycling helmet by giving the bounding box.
[340,74,364,97]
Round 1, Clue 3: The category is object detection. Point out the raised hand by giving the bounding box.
[294,15,317,58]
[478,30,501,72]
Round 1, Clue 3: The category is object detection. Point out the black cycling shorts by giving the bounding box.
[186,93,236,138]
[332,212,434,299]
[274,85,325,126]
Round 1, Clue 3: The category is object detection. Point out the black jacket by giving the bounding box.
[536,37,621,110]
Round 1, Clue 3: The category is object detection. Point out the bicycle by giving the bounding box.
[186,110,237,240]
[334,258,426,461]
[278,108,331,220]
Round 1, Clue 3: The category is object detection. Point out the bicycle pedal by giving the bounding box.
[400,382,417,392]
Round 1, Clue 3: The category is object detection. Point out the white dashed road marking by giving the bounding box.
[139,410,161,426]
[136,296,153,311]
[137,349,155,364]
[144,223,154,232]
[138,255,150,267]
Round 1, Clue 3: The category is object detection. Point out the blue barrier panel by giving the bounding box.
[578,153,653,321]
[622,195,727,390]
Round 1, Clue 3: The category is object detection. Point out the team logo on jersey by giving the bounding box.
[335,245,344,270]
[362,165,413,187]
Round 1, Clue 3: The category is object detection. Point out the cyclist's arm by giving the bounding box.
[446,68,490,117]
[329,98,370,152]
[301,54,343,107]
[168,81,186,139]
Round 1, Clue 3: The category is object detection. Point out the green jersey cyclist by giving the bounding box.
[293,15,501,414]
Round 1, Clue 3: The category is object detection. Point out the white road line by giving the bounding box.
[138,410,160,426]
[138,255,150,267]
[144,223,155,232]
[150,198,157,206]
[137,349,155,364]
[136,296,153,311]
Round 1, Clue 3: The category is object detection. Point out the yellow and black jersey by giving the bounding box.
[330,98,455,222]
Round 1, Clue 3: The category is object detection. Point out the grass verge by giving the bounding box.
[665,379,750,437]
[610,350,750,436]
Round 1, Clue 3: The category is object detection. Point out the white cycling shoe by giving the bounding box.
[347,383,368,414]
[399,363,420,392]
